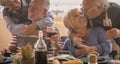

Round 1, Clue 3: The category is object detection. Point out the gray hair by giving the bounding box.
[42,0,50,9]
[94,0,110,11]
[32,0,50,9]
[0,0,11,6]
[82,0,110,11]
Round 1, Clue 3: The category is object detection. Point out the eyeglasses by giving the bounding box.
[82,6,98,13]
[80,4,98,13]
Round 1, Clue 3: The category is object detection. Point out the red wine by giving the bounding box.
[104,26,112,31]
[35,51,47,64]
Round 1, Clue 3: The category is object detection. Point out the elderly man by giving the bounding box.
[0,0,54,52]
[81,0,120,46]
[24,0,54,36]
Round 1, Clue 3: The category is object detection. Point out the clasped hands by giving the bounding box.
[75,45,98,58]
[70,33,98,58]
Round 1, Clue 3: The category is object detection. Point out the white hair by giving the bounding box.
[0,0,11,6]
[43,0,50,9]
[95,0,110,10]
[82,0,110,11]
[32,0,50,9]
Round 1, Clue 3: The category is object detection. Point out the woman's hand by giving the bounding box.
[75,45,98,57]
[70,33,85,47]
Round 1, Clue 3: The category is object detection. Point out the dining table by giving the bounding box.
[6,57,120,64]
[1,51,120,64]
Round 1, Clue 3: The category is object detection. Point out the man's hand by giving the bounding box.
[49,34,61,50]
[24,22,39,36]
[106,28,120,39]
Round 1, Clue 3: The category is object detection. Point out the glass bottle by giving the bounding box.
[34,31,48,64]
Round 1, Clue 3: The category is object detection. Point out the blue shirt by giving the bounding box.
[63,27,112,58]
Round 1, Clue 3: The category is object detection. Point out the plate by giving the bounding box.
[80,57,112,64]
[0,57,12,64]
[48,54,76,64]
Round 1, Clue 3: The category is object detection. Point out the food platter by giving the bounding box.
[0,57,12,64]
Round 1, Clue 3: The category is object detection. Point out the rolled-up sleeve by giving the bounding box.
[96,41,112,56]
[36,12,54,30]
[3,16,25,36]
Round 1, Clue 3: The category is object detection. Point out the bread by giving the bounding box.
[52,59,61,64]
[62,59,83,64]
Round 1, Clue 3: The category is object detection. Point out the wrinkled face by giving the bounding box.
[6,0,21,11]
[28,0,45,21]
[82,0,103,19]
[72,9,87,33]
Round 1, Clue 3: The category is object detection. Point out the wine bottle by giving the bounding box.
[34,31,48,64]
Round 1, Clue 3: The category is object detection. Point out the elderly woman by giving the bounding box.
[63,8,112,58]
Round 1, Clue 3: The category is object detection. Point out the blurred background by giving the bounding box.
[0,1,120,59]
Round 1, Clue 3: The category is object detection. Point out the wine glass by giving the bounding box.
[103,12,112,31]
[46,26,58,37]
[46,26,59,56]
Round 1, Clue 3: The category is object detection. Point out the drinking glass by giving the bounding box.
[46,26,58,57]
[87,52,98,64]
[46,26,57,37]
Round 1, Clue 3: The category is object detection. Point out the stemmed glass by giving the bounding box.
[103,12,112,31]
[46,26,57,38]
[46,26,58,56]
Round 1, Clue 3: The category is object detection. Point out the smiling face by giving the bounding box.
[73,9,87,31]
[28,1,44,21]
[70,8,87,34]
[82,0,103,19]
[63,8,87,34]
[6,0,21,11]
[28,0,49,21]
